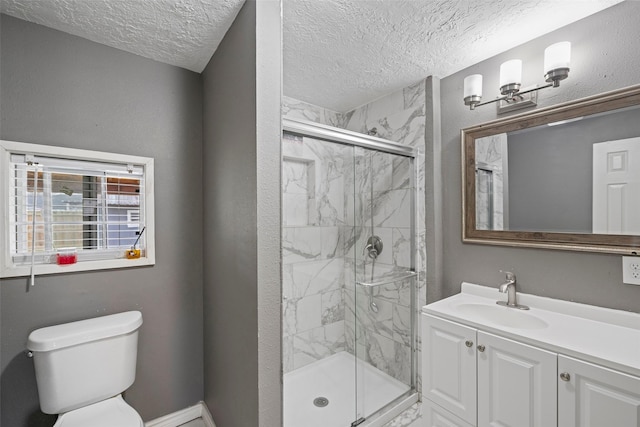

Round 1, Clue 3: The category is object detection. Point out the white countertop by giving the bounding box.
[422,282,640,377]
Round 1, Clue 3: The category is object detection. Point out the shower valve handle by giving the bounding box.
[363,236,383,259]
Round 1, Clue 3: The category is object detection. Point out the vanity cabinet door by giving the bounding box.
[422,314,477,425]
[558,355,640,427]
[477,331,557,427]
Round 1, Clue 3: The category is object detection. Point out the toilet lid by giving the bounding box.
[54,395,143,427]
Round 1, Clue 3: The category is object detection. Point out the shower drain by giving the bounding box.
[313,397,329,407]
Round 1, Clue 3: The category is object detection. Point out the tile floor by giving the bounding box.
[179,419,206,427]
[177,402,426,427]
[382,402,424,427]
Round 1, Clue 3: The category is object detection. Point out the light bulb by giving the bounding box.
[544,41,571,74]
[499,60,522,87]
[464,74,483,98]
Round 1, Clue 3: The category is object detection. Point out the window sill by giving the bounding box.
[0,256,155,278]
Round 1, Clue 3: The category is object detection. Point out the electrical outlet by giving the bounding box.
[622,256,640,285]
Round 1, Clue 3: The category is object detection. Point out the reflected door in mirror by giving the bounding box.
[593,137,640,235]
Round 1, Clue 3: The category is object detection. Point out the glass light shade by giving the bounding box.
[464,74,483,98]
[544,41,571,73]
[499,59,522,87]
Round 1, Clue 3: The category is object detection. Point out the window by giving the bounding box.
[1,140,155,278]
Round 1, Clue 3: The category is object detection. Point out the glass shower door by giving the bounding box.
[351,148,416,424]
[282,130,416,427]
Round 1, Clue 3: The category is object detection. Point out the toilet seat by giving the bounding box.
[54,395,143,427]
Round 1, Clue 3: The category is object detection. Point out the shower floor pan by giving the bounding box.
[284,351,410,427]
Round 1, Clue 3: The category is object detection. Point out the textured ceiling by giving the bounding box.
[283,0,623,111]
[0,0,245,73]
[0,0,624,112]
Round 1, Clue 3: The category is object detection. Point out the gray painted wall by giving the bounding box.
[0,14,204,426]
[507,108,640,232]
[438,1,640,313]
[202,1,281,426]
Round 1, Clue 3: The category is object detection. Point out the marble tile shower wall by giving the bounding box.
[282,82,427,387]
[282,95,347,128]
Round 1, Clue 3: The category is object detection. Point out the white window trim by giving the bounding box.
[0,140,155,278]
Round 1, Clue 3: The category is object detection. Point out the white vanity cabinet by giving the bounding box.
[421,283,640,427]
[558,355,640,426]
[422,314,557,427]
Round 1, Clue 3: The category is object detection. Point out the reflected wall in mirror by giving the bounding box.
[462,84,640,254]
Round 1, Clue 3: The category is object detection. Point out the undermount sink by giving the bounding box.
[454,303,549,329]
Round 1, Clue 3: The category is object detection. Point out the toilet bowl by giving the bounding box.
[27,311,144,426]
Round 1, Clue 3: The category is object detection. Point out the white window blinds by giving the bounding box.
[1,140,155,278]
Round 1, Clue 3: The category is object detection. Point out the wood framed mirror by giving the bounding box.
[462,84,640,254]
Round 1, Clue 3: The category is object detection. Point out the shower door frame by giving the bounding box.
[284,118,416,158]
[283,118,420,426]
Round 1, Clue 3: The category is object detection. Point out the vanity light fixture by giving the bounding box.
[463,41,571,111]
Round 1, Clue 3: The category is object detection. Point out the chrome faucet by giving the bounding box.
[497,272,529,310]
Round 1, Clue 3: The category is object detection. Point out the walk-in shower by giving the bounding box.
[282,118,419,427]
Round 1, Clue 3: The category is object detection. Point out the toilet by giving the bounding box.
[27,311,144,427]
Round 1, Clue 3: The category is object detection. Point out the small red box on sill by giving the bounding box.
[56,248,77,265]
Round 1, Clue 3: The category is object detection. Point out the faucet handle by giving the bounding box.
[500,270,516,282]
[362,243,372,255]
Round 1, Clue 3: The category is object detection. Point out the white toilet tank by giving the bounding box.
[27,311,143,414]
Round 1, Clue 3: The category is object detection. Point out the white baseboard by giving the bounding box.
[145,401,216,427]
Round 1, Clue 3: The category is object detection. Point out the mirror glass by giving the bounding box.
[463,85,640,253]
